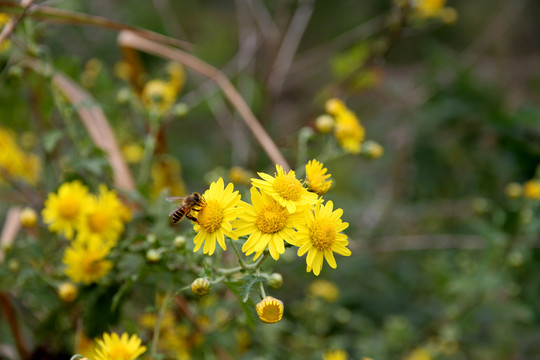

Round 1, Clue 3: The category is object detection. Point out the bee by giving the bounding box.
[166,192,205,224]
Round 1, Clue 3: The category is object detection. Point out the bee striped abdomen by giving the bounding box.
[171,207,187,223]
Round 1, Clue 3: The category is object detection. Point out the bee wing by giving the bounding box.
[166,196,186,202]
[168,206,180,217]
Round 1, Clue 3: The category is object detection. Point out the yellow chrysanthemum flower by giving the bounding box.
[523,180,540,200]
[305,159,332,196]
[63,238,113,285]
[323,349,348,360]
[333,109,364,154]
[42,181,91,240]
[252,164,318,214]
[0,127,41,185]
[235,187,305,261]
[295,201,351,276]
[192,177,241,255]
[151,156,186,199]
[142,79,177,115]
[256,296,284,324]
[76,185,126,247]
[94,332,146,360]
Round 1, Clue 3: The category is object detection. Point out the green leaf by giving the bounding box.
[240,275,265,303]
[42,129,63,153]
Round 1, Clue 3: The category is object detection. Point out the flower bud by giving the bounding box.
[191,278,211,296]
[174,235,186,248]
[505,182,522,199]
[267,273,283,289]
[146,234,157,244]
[315,115,335,133]
[58,282,78,302]
[20,207,38,228]
[256,296,284,324]
[362,140,384,159]
[172,103,189,118]
[146,249,161,262]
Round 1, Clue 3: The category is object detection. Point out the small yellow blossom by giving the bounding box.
[0,127,41,185]
[256,296,284,324]
[332,104,365,154]
[114,61,134,81]
[305,159,332,196]
[20,207,38,228]
[524,180,540,200]
[295,200,351,276]
[151,156,186,198]
[58,282,78,302]
[252,164,318,214]
[63,238,113,285]
[42,181,91,240]
[193,178,242,255]
[142,79,177,115]
[414,0,446,18]
[76,333,97,359]
[94,332,146,360]
[76,185,126,247]
[235,186,305,260]
[308,280,340,302]
[325,98,347,116]
[167,62,186,92]
[362,140,384,159]
[228,166,253,185]
[323,349,348,360]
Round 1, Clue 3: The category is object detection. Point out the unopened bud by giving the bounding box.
[20,207,38,228]
[191,278,211,296]
[315,115,335,133]
[174,235,186,248]
[362,140,384,159]
[146,249,161,262]
[505,182,522,199]
[268,273,283,289]
[58,282,78,302]
[172,103,189,117]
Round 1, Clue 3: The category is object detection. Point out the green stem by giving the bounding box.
[254,252,270,270]
[228,238,246,269]
[257,269,267,299]
[137,120,160,185]
[150,288,172,357]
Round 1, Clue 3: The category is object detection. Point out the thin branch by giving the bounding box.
[118,30,290,170]
[0,0,35,49]
[0,1,193,50]
[0,294,29,360]
[267,0,314,96]
[245,0,280,41]
[0,207,21,264]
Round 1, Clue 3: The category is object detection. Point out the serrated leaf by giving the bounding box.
[224,280,258,328]
[240,275,265,302]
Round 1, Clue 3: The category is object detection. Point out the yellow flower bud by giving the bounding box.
[58,282,78,302]
[146,249,161,262]
[315,114,335,133]
[256,296,284,324]
[20,207,38,228]
[191,278,211,296]
[362,140,384,159]
[441,7,458,24]
[505,182,522,199]
[174,235,186,248]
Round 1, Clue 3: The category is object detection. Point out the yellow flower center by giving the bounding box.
[108,344,132,360]
[256,297,284,324]
[197,200,224,233]
[58,197,80,219]
[88,211,109,233]
[310,219,337,250]
[82,256,105,275]
[255,203,288,233]
[273,174,303,201]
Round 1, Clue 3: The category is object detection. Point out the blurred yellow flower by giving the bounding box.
[76,332,97,359]
[63,238,113,285]
[505,182,522,199]
[193,177,241,255]
[305,159,332,196]
[333,106,365,154]
[295,201,350,276]
[404,347,431,360]
[315,114,335,133]
[414,0,446,18]
[94,332,146,360]
[151,156,186,198]
[76,185,126,247]
[235,187,304,261]
[0,13,11,52]
[256,296,284,324]
[362,140,384,159]
[114,61,134,81]
[308,279,340,302]
[167,62,186,92]
[142,79,177,115]
[524,180,540,200]
[0,127,41,185]
[323,349,348,360]
[252,164,318,214]
[228,166,253,185]
[122,143,144,164]
[42,181,91,240]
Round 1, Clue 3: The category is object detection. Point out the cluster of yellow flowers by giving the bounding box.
[411,0,458,23]
[321,98,365,154]
[0,126,41,185]
[183,160,351,277]
[41,181,131,285]
[142,62,186,115]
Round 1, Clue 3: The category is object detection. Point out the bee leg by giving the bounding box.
[186,213,199,223]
